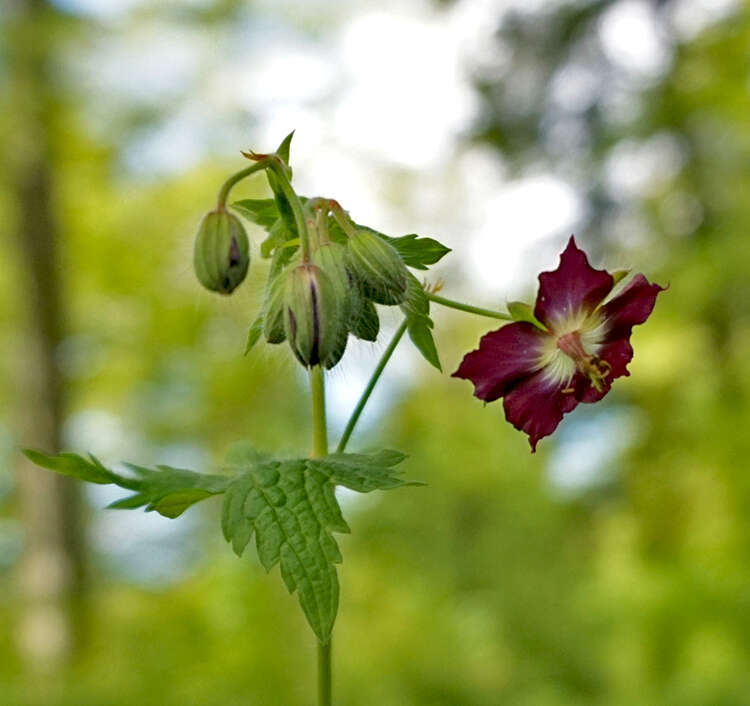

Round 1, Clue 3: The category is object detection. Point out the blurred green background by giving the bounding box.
[2,0,750,704]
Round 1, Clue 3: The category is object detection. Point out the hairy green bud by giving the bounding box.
[283,264,343,368]
[312,242,352,368]
[193,209,250,294]
[347,229,408,305]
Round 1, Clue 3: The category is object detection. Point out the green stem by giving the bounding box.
[426,292,512,321]
[330,202,357,239]
[310,366,328,458]
[268,161,313,261]
[309,365,331,705]
[318,641,332,706]
[336,320,408,454]
[216,162,267,209]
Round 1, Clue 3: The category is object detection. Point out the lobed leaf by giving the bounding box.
[23,450,230,519]
[220,448,416,642]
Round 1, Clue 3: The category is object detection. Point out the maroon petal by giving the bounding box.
[601,274,665,341]
[578,338,633,403]
[502,370,580,451]
[534,236,614,329]
[452,322,548,402]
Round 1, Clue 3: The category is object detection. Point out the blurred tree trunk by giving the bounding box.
[5,0,87,669]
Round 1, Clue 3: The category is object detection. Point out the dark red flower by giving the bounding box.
[453,236,664,451]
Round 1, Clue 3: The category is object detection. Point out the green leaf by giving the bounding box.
[400,274,441,371]
[220,448,416,642]
[406,322,441,371]
[232,197,451,271]
[231,198,303,261]
[24,450,230,519]
[326,220,450,270]
[231,198,279,229]
[506,300,546,331]
[244,313,264,355]
[23,449,117,484]
[275,130,295,166]
[309,450,419,492]
[380,233,451,270]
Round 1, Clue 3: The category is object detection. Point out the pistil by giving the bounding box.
[556,331,611,392]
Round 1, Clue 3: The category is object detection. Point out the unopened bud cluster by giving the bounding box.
[193,137,414,370]
[259,215,410,368]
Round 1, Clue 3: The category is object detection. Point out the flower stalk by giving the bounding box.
[336,319,409,453]
[216,161,268,209]
[426,292,512,322]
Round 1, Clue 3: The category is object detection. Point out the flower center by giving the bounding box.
[556,331,611,392]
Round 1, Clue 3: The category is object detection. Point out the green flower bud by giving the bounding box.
[283,263,343,368]
[347,229,408,305]
[262,272,286,344]
[193,209,250,294]
[313,241,361,315]
[312,242,352,368]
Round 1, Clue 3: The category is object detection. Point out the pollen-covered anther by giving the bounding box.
[556,331,611,392]
[585,358,611,392]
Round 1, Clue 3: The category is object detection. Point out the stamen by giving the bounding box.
[555,330,611,392]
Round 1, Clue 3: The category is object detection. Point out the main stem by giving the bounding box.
[309,366,332,706]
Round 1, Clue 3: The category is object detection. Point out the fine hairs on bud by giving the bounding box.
[282,263,345,368]
[346,229,408,305]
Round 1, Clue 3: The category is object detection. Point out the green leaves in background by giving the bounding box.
[25,444,417,643]
[221,445,416,642]
[23,450,230,519]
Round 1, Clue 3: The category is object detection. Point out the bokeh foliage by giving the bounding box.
[1,0,749,704]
